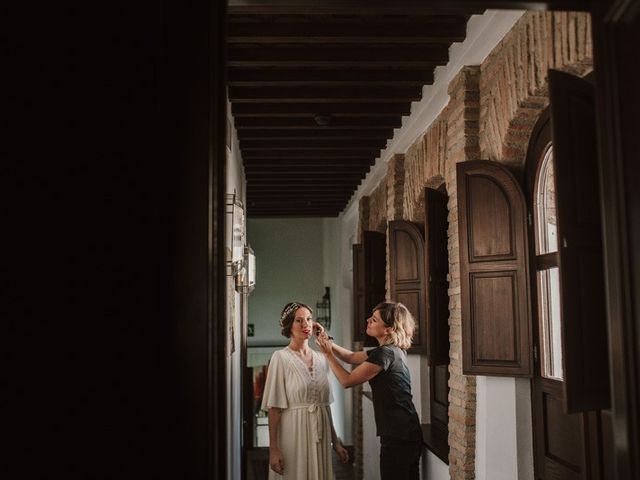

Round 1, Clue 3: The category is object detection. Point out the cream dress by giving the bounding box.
[261,347,334,480]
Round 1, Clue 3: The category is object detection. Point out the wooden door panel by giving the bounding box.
[389,221,427,353]
[363,231,386,347]
[533,378,587,480]
[430,279,449,363]
[394,230,420,281]
[457,161,532,377]
[432,365,448,417]
[549,69,609,413]
[353,244,365,342]
[467,176,514,260]
[396,290,422,346]
[424,187,450,365]
[544,459,580,480]
[469,271,519,364]
[543,393,583,468]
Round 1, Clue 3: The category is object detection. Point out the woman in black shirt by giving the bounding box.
[316,302,423,480]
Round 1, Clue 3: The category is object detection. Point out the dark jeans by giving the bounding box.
[379,436,423,480]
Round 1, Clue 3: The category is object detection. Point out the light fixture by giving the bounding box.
[235,246,256,294]
[313,114,331,126]
[315,286,331,331]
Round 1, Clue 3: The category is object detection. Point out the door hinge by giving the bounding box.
[527,212,533,227]
[533,344,539,364]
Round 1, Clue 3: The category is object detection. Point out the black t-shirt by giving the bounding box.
[366,345,422,441]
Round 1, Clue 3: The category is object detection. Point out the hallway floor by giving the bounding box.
[247,447,355,480]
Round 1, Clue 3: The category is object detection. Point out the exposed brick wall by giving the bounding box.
[357,196,370,244]
[350,11,593,480]
[402,137,426,223]
[403,118,448,223]
[387,154,405,222]
[445,65,481,480]
[480,11,593,167]
[368,181,388,234]
[386,154,405,300]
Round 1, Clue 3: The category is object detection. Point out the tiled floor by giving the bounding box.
[247,448,355,480]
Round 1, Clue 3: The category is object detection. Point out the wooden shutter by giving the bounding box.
[549,69,610,412]
[424,188,450,365]
[363,231,386,347]
[457,160,532,377]
[352,244,366,342]
[389,220,427,354]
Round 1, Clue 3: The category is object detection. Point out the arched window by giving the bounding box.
[532,144,563,381]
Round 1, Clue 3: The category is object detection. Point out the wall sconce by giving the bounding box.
[225,193,245,277]
[315,286,331,331]
[235,246,256,294]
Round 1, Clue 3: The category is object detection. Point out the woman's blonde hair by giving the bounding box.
[374,301,415,350]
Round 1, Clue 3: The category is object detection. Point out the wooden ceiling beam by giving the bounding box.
[249,201,347,206]
[247,190,353,194]
[229,86,422,103]
[248,203,344,208]
[228,20,467,45]
[248,183,361,189]
[248,193,352,199]
[248,188,356,193]
[246,172,365,180]
[243,158,374,165]
[246,169,369,176]
[228,45,449,67]
[234,116,401,129]
[227,0,583,14]
[239,139,386,149]
[247,177,362,184]
[247,213,341,218]
[227,0,488,15]
[245,166,369,173]
[238,128,393,139]
[232,102,410,116]
[248,187,356,193]
[243,150,378,158]
[228,68,433,86]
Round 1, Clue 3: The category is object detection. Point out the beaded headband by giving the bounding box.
[279,302,301,327]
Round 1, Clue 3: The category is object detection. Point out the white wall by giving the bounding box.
[333,208,358,443]
[226,102,246,480]
[475,377,534,480]
[247,217,327,344]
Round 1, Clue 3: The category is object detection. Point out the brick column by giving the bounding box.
[357,196,370,243]
[445,66,480,480]
[386,154,406,221]
[385,154,405,299]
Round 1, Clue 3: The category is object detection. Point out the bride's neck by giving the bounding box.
[288,338,309,352]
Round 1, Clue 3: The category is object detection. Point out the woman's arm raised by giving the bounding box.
[317,336,381,388]
[313,324,367,365]
[331,342,368,365]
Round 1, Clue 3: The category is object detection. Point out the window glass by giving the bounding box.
[534,146,558,255]
[537,266,563,380]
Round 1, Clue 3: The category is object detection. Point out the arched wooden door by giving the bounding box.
[389,220,427,353]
